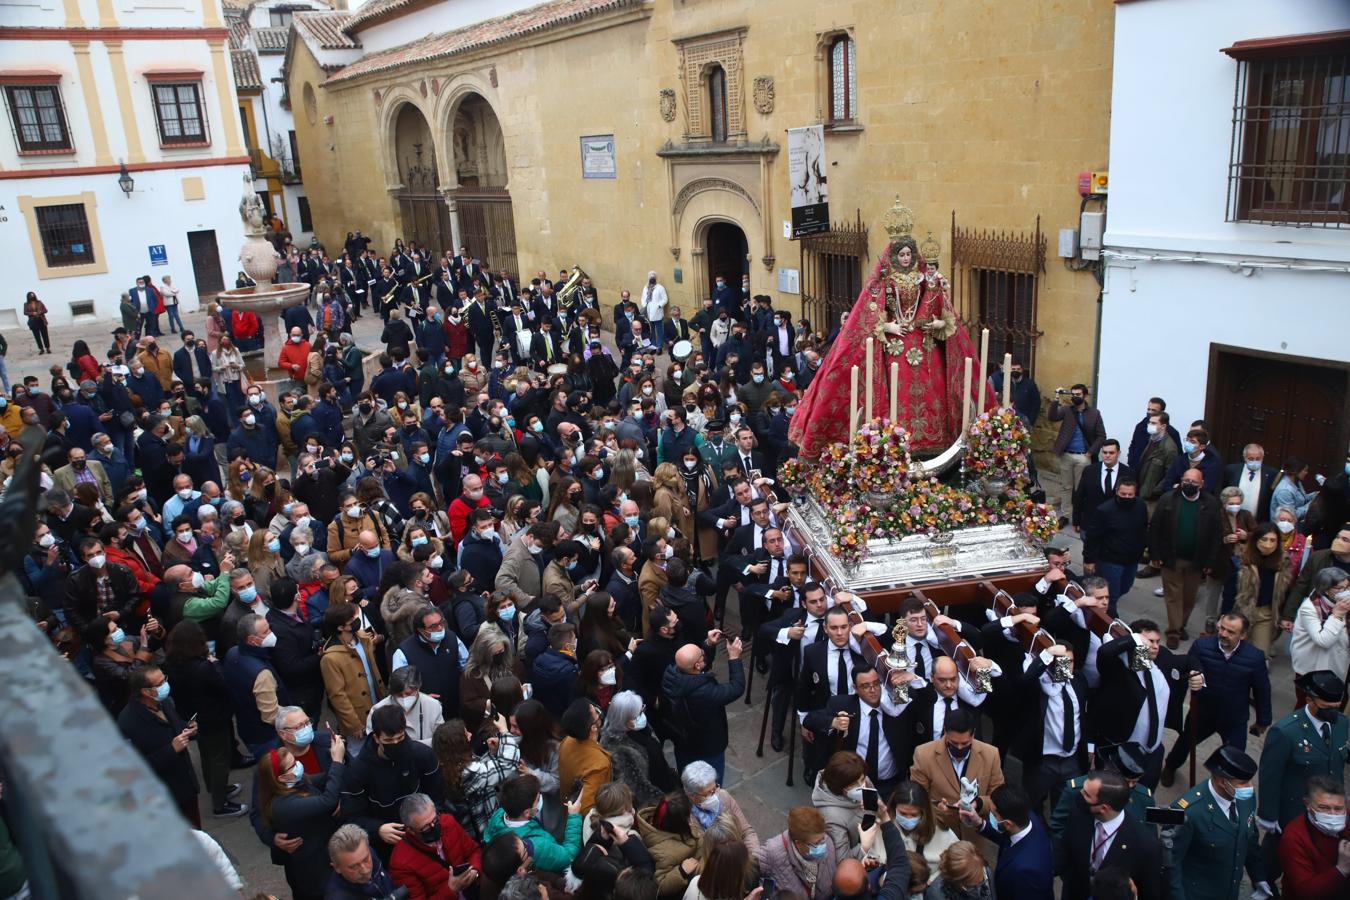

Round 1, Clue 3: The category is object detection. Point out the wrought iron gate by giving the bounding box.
[456,188,519,280]
[397,145,452,253]
[948,212,1046,368]
[800,210,868,333]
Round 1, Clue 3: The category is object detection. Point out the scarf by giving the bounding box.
[940,874,992,900]
[781,833,820,894]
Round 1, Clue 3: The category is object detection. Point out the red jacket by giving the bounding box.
[277,339,311,377]
[389,813,481,900]
[1278,812,1349,900]
[443,319,469,358]
[447,493,492,548]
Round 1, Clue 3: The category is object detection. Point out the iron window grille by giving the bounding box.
[4,84,72,152]
[152,82,210,146]
[35,203,95,268]
[829,35,856,123]
[1226,48,1349,227]
[709,66,728,143]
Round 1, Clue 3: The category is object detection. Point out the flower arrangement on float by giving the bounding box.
[964,407,1032,489]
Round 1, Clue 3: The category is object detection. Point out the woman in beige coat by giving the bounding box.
[319,600,388,741]
[651,463,695,546]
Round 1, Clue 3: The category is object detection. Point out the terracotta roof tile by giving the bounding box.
[255,25,290,52]
[231,49,263,91]
[228,18,251,50]
[329,0,641,84]
[294,11,360,50]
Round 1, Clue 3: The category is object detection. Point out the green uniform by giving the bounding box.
[1256,708,1350,827]
[1169,782,1264,900]
[1049,775,1153,838]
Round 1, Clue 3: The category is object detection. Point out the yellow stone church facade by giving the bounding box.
[286,0,1114,400]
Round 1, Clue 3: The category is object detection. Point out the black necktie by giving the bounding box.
[1104,466,1114,496]
[866,709,880,777]
[1228,803,1238,825]
[812,618,827,642]
[743,455,752,473]
[1143,670,1160,748]
[836,649,849,696]
[1322,723,1333,747]
[912,643,926,679]
[1062,687,1076,753]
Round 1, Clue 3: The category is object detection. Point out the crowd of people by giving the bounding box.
[4,232,1349,900]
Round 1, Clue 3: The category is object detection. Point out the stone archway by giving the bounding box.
[675,183,765,301]
[389,101,451,253]
[442,90,517,277]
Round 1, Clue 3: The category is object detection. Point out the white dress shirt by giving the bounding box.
[1039,672,1082,757]
[855,694,904,780]
[1126,663,1171,751]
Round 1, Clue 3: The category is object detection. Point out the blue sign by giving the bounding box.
[149,244,168,266]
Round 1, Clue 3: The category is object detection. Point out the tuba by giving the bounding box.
[556,265,591,310]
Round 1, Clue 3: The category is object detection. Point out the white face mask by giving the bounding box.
[1225,504,1242,515]
[259,631,277,649]
[1275,520,1295,534]
[293,543,310,556]
[1311,810,1347,836]
[599,667,617,686]
[397,695,417,711]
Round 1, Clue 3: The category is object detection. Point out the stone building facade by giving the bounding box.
[287,0,1114,404]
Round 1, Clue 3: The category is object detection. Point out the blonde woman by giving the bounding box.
[459,353,487,393]
[651,463,694,544]
[246,528,287,604]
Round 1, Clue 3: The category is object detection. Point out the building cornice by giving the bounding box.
[0,155,250,181]
[0,27,231,41]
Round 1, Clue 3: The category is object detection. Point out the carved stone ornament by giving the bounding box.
[659,88,677,123]
[419,79,427,98]
[753,76,774,114]
[489,66,498,88]
[373,88,383,107]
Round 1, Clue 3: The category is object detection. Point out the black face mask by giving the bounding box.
[946,742,971,760]
[380,740,411,764]
[1180,483,1200,500]
[1117,497,1136,509]
[358,403,373,416]
[1071,396,1084,406]
[73,459,87,470]
[1314,705,1341,723]
[418,820,442,845]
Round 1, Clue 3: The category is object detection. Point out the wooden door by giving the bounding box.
[187,229,224,297]
[1207,345,1350,480]
[455,189,518,281]
[705,222,747,297]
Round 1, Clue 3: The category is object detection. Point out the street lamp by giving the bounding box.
[117,162,134,197]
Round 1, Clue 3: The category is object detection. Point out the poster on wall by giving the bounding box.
[149,244,168,266]
[787,124,829,238]
[580,135,616,180]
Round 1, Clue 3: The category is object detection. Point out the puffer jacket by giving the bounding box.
[809,773,872,860]
[380,587,428,662]
[636,803,699,899]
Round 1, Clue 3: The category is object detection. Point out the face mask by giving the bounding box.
[947,743,971,760]
[698,793,721,813]
[729,413,742,425]
[1117,497,1137,509]
[1224,504,1241,515]
[153,681,171,702]
[786,406,797,416]
[397,695,417,711]
[264,536,281,553]
[243,414,257,427]
[177,488,195,501]
[897,815,921,831]
[427,554,443,569]
[364,546,381,558]
[1071,396,1084,406]
[527,543,544,555]
[1314,705,1341,723]
[249,394,264,407]
[290,335,302,344]
[752,374,765,384]
[624,515,641,528]
[239,586,258,603]
[846,787,865,804]
[291,724,315,747]
[641,386,653,396]
[191,572,205,589]
[346,506,363,519]
[803,840,827,860]
[259,631,277,649]
[294,543,310,556]
[499,605,517,621]
[340,452,354,464]
[109,628,126,644]
[988,811,1002,833]
[1231,783,1254,801]
[1244,459,1261,472]
[633,712,648,730]
[1276,520,1295,534]
[599,667,617,686]
[1180,483,1200,499]
[38,533,55,548]
[1181,440,1197,454]
[1311,810,1347,836]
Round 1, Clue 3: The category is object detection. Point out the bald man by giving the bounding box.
[662,637,745,782]
[1147,467,1227,648]
[162,556,234,632]
[833,799,910,899]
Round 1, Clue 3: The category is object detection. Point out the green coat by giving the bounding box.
[481,806,582,874]
[1049,775,1153,838]
[1169,782,1263,900]
[700,437,739,484]
[1257,708,1350,826]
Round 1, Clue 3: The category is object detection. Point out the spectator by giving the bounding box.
[389,792,481,899]
[325,823,398,898]
[117,666,201,827]
[257,733,347,900]
[1276,775,1350,900]
[1289,567,1349,688]
[341,704,445,850]
[482,773,583,874]
[319,600,388,746]
[1147,468,1227,649]
[1234,523,1294,655]
[599,689,670,806]
[660,638,745,780]
[557,697,613,815]
[365,664,445,746]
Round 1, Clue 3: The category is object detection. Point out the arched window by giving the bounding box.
[709,65,728,142]
[829,35,856,122]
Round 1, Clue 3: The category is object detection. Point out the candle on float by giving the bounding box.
[865,337,874,423]
[961,356,973,435]
[889,361,899,424]
[849,364,859,446]
[1001,352,1013,408]
[978,328,990,408]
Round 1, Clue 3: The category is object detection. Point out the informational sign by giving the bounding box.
[149,244,168,266]
[777,267,800,294]
[580,135,616,180]
[787,124,829,238]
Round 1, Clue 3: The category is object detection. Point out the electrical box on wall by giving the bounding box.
[1058,228,1078,259]
[1090,171,1109,194]
[1079,211,1105,260]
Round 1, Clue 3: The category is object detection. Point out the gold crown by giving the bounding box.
[883,195,915,241]
[920,230,940,264]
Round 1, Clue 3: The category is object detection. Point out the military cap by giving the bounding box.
[1296,670,1346,703]
[1204,745,1258,781]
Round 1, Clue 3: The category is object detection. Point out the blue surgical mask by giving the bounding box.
[154,681,171,702]
[624,515,640,528]
[752,374,765,384]
[897,815,921,831]
[288,761,305,783]
[291,724,315,747]
[411,536,428,547]
[238,585,258,603]
[267,538,281,553]
[109,628,126,645]
[530,422,544,433]
[633,712,648,730]
[803,840,827,860]
[498,472,509,484]
[1244,459,1261,472]
[418,452,430,465]
[365,547,381,558]
[1182,440,1197,454]
[499,605,517,622]
[1232,784,1254,801]
[566,560,578,571]
[427,629,446,643]
[988,811,1002,832]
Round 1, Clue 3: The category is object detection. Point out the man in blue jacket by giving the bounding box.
[531,622,580,719]
[227,406,279,471]
[1160,611,1271,787]
[172,331,212,388]
[660,636,745,782]
[960,783,1054,900]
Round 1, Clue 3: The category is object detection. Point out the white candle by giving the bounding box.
[865,337,874,423]
[890,361,899,424]
[1001,352,1013,408]
[978,328,990,409]
[849,365,859,445]
[961,357,973,435]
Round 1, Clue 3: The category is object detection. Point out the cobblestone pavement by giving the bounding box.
[7,305,1297,896]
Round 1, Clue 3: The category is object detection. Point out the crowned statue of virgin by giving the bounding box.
[789,197,996,458]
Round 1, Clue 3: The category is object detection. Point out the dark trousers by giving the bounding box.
[1096,561,1136,619]
[28,320,50,352]
[197,723,233,808]
[1164,707,1247,772]
[1025,752,1083,818]
[140,311,161,337]
[770,681,792,740]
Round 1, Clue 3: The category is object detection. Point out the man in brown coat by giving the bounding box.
[637,537,670,636]
[909,707,1005,839]
[319,600,388,742]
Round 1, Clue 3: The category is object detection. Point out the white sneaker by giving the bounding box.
[1153,587,1164,597]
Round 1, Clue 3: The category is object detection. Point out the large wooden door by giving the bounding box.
[705,222,747,297]
[1207,345,1350,479]
[187,230,224,297]
[455,189,518,280]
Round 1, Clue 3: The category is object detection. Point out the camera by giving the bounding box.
[1143,806,1186,827]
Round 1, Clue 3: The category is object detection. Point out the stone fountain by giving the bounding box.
[215,171,310,343]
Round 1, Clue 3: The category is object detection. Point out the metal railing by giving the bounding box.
[0,577,238,900]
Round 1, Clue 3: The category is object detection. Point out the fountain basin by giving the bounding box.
[216,283,311,319]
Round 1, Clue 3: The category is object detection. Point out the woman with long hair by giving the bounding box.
[24,290,50,353]
[503,452,543,503]
[459,624,519,731]
[577,591,632,661]
[162,619,239,818]
[684,818,752,900]
[246,527,288,605]
[1234,522,1292,655]
[574,648,623,713]
[245,465,288,529]
[651,462,693,549]
[510,698,563,836]
[69,340,100,383]
[432,719,473,814]
[677,446,718,565]
[890,781,957,884]
[210,333,247,412]
[256,736,348,900]
[598,690,665,806]
[547,476,583,534]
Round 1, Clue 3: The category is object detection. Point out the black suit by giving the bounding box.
[1092,636,1189,787]
[732,449,766,479]
[529,330,562,367]
[1223,463,1278,522]
[757,606,824,744]
[1056,806,1162,900]
[796,640,868,779]
[804,693,908,788]
[1072,461,1135,530]
[1016,655,1091,812]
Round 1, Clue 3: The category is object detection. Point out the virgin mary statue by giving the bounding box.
[789,197,996,458]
